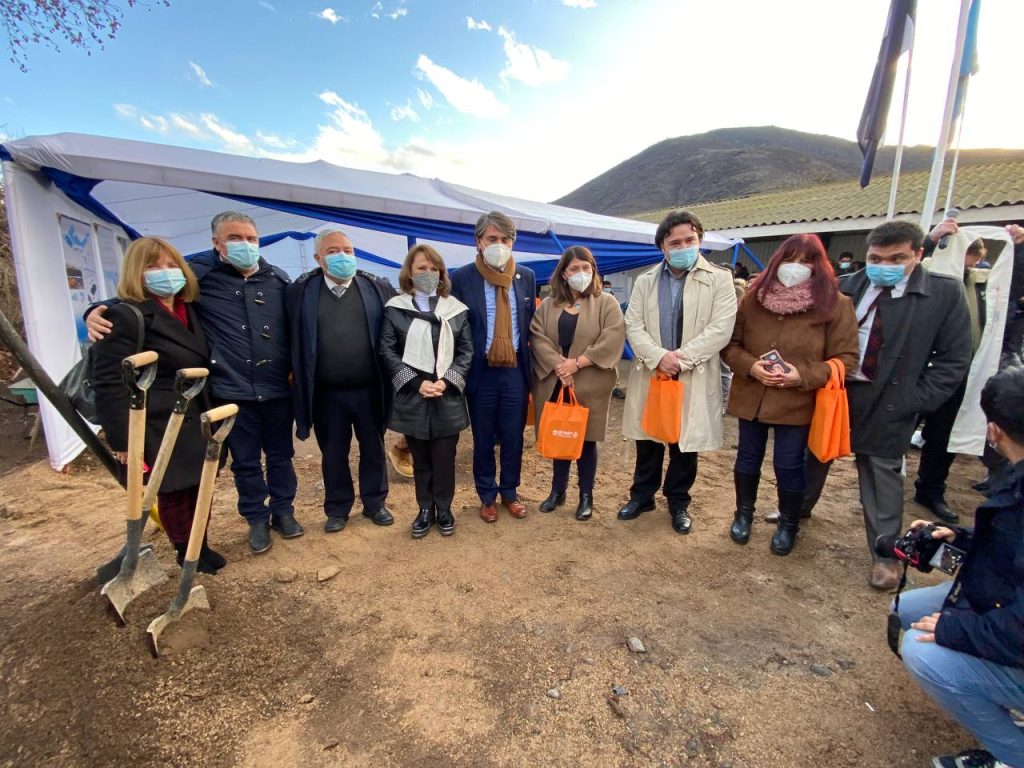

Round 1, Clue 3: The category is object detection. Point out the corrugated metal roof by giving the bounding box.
[636,159,1024,231]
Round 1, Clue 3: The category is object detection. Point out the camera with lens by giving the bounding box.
[875,524,945,573]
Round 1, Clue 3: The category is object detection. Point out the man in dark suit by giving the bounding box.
[287,229,396,532]
[450,211,537,522]
[802,221,971,590]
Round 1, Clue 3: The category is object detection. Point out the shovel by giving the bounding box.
[95,367,209,584]
[147,403,238,657]
[101,350,168,623]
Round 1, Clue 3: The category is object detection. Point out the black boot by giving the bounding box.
[770,488,805,556]
[174,540,223,574]
[730,472,759,544]
[576,493,593,521]
[411,507,435,539]
[436,507,455,536]
[539,490,566,513]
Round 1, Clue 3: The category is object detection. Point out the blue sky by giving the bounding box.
[2,0,1022,202]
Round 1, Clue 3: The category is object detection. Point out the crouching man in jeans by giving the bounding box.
[894,366,1024,768]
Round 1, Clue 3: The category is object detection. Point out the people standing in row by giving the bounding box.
[722,234,859,554]
[88,212,300,556]
[451,211,537,523]
[380,245,473,538]
[802,221,971,591]
[287,229,396,533]
[530,247,625,520]
[619,210,738,534]
[91,238,223,572]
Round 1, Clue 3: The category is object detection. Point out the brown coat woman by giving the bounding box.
[530,247,625,520]
[720,233,859,555]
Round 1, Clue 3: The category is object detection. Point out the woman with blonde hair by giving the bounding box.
[530,246,625,520]
[91,237,223,572]
[379,244,473,538]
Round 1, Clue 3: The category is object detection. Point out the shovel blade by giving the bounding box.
[100,549,168,623]
[94,544,154,585]
[146,585,210,657]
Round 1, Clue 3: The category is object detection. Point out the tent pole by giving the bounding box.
[0,308,120,478]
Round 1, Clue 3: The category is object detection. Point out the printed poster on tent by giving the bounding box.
[94,224,122,297]
[58,214,100,353]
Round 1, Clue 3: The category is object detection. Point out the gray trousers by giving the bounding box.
[803,452,903,563]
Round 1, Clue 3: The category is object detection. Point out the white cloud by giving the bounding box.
[414,54,507,118]
[561,0,596,8]
[389,100,419,122]
[170,113,204,137]
[256,131,296,149]
[370,1,382,18]
[257,0,275,10]
[113,103,137,118]
[466,16,492,31]
[497,27,569,86]
[387,6,407,19]
[415,87,433,110]
[318,7,343,24]
[200,113,257,154]
[188,61,213,87]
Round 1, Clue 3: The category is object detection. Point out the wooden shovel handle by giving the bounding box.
[124,350,158,369]
[125,407,147,521]
[177,367,209,379]
[183,456,219,562]
[203,404,239,424]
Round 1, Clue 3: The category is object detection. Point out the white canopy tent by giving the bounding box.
[0,132,742,470]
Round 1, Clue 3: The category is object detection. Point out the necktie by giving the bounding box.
[860,287,892,381]
[333,284,347,298]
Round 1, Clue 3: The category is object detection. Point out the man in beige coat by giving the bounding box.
[619,210,738,533]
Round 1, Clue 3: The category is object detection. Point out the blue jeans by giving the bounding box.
[221,396,297,523]
[734,419,810,492]
[895,583,1024,765]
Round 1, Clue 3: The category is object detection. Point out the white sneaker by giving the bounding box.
[932,749,1010,768]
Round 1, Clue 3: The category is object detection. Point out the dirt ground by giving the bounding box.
[0,384,990,768]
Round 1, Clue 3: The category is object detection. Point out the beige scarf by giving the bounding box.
[475,252,517,368]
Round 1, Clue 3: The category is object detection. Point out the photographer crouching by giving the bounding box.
[889,367,1024,768]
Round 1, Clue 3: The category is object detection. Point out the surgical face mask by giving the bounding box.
[839,261,852,271]
[224,240,260,270]
[776,263,812,288]
[412,271,440,295]
[866,263,907,287]
[566,271,593,293]
[325,253,357,280]
[144,268,186,297]
[482,243,512,269]
[667,246,699,271]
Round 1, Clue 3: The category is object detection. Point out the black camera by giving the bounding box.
[875,524,945,573]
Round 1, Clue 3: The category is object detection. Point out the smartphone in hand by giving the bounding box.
[760,349,791,374]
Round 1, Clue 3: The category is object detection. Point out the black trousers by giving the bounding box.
[406,434,460,512]
[552,441,598,493]
[630,439,698,508]
[916,378,968,500]
[312,385,388,518]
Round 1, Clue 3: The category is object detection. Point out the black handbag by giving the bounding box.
[59,303,145,424]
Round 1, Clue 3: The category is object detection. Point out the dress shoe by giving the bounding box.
[411,507,434,539]
[869,561,901,591]
[670,506,692,534]
[479,503,498,523]
[539,491,566,513]
[502,498,528,519]
[575,493,593,521]
[387,444,415,478]
[436,507,455,536]
[913,493,960,524]
[363,507,395,526]
[270,513,305,538]
[248,521,272,554]
[616,498,655,520]
[324,515,349,533]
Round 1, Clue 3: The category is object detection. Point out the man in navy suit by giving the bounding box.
[450,211,537,522]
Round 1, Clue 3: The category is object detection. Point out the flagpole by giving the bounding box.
[943,77,970,212]
[920,0,972,231]
[886,31,916,221]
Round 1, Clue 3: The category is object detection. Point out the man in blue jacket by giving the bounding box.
[286,229,395,532]
[895,366,1024,768]
[450,211,536,522]
[87,212,300,555]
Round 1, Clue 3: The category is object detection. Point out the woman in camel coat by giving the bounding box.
[531,246,625,520]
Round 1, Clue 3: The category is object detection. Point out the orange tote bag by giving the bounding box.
[537,386,589,461]
[641,372,684,444]
[808,359,851,463]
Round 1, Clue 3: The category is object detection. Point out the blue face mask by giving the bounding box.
[224,240,260,270]
[325,253,357,280]
[667,246,699,271]
[838,262,852,271]
[144,268,186,297]
[866,263,907,287]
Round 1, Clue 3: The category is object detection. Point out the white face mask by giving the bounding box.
[482,243,512,269]
[776,263,812,288]
[566,271,593,293]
